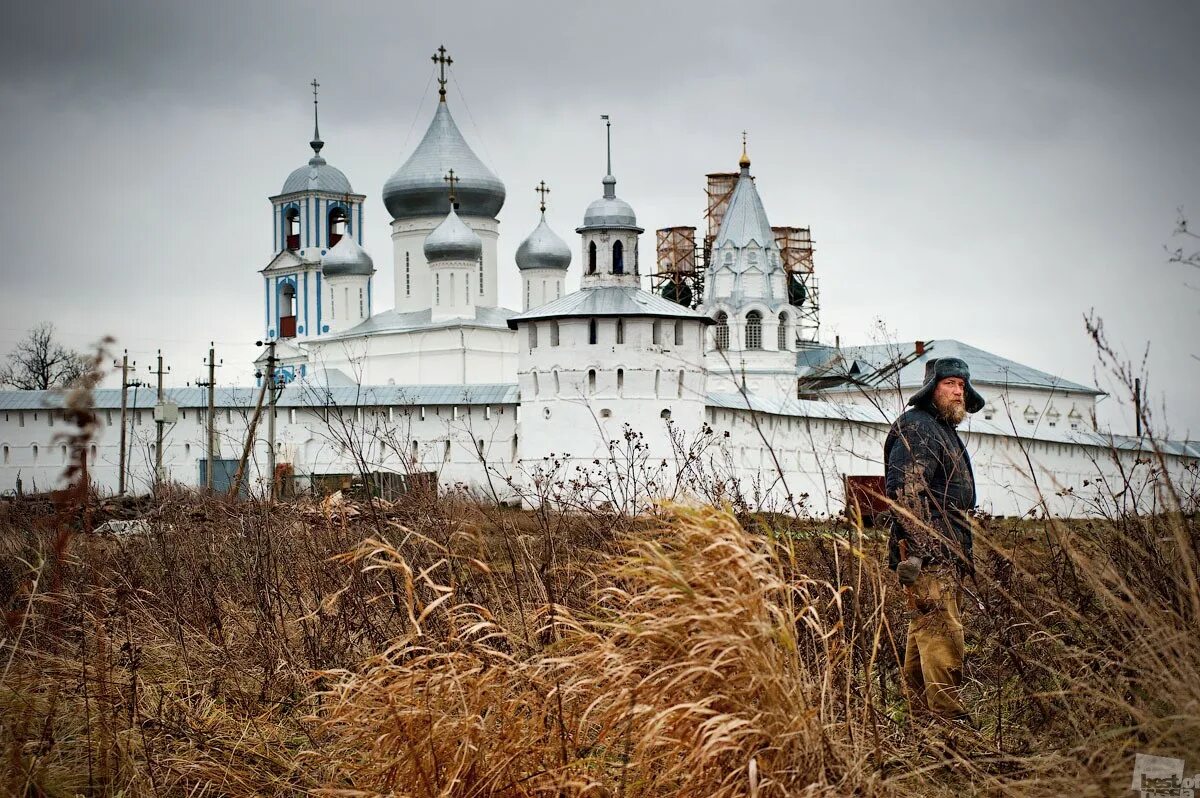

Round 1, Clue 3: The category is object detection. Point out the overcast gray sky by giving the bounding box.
[0,1,1196,437]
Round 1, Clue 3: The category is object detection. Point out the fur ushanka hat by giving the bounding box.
[907,357,985,414]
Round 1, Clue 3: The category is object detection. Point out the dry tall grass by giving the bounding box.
[1,464,1196,796]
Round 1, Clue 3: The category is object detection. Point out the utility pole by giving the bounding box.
[195,344,222,491]
[150,351,170,487]
[1134,377,1143,438]
[264,340,279,501]
[113,350,141,496]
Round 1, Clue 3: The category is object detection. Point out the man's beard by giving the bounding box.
[934,395,967,426]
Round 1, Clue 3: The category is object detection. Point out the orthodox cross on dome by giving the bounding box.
[739,130,750,168]
[432,45,453,102]
[310,77,324,155]
[535,180,550,213]
[444,169,460,204]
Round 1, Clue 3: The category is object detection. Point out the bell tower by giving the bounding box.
[262,79,366,340]
[576,116,644,290]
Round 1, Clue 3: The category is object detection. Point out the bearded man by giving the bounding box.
[884,357,984,721]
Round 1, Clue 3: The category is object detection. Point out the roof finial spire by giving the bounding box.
[535,180,550,214]
[739,130,750,169]
[601,114,612,176]
[310,78,324,156]
[600,115,616,199]
[432,45,453,103]
[444,168,460,206]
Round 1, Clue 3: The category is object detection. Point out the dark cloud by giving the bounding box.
[0,1,1197,435]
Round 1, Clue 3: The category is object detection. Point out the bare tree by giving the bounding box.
[0,323,90,390]
[1168,209,1200,271]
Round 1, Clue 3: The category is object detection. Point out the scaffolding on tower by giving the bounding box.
[653,226,701,308]
[773,225,820,345]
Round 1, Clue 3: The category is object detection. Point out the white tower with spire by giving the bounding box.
[262,79,366,343]
[702,138,799,400]
[382,46,506,314]
[516,181,571,311]
[575,116,643,288]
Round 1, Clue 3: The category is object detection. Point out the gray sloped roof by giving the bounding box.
[318,305,516,342]
[508,286,714,328]
[706,392,882,423]
[713,166,776,249]
[382,102,505,221]
[0,383,519,411]
[798,339,1102,395]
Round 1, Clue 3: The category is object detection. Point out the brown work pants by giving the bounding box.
[903,567,967,719]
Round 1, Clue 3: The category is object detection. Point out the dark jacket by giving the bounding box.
[885,405,976,573]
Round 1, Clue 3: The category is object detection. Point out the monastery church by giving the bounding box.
[0,49,1195,516]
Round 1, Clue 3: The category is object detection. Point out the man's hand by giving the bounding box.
[897,556,923,587]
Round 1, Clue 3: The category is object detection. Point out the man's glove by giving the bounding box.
[897,556,923,587]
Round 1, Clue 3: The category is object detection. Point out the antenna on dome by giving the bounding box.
[536,180,550,213]
[310,78,323,156]
[432,45,453,103]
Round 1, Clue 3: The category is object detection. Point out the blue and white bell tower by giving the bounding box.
[261,79,369,342]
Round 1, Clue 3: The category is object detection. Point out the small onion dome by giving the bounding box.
[577,174,643,232]
[516,213,571,271]
[282,153,354,195]
[382,103,506,221]
[423,205,483,263]
[321,231,374,277]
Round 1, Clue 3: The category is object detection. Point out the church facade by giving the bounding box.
[0,52,1196,518]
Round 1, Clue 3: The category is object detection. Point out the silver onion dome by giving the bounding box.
[382,103,506,221]
[423,205,483,263]
[576,174,643,232]
[282,154,354,195]
[321,231,374,277]
[516,213,571,271]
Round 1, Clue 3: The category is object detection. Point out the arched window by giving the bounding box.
[617,368,624,396]
[746,311,763,350]
[285,207,300,250]
[279,282,297,338]
[715,312,729,350]
[588,318,598,345]
[616,319,625,344]
[588,369,597,395]
[532,371,540,396]
[613,240,624,274]
[328,206,348,246]
[777,313,789,351]
[588,241,597,274]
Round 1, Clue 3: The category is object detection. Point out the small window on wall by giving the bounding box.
[529,323,538,349]
[613,240,624,274]
[652,321,661,345]
[588,369,597,395]
[588,241,597,274]
[746,311,763,350]
[616,319,625,344]
[715,312,729,350]
[674,321,683,346]
[777,313,789,351]
[588,318,598,345]
[550,321,560,346]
